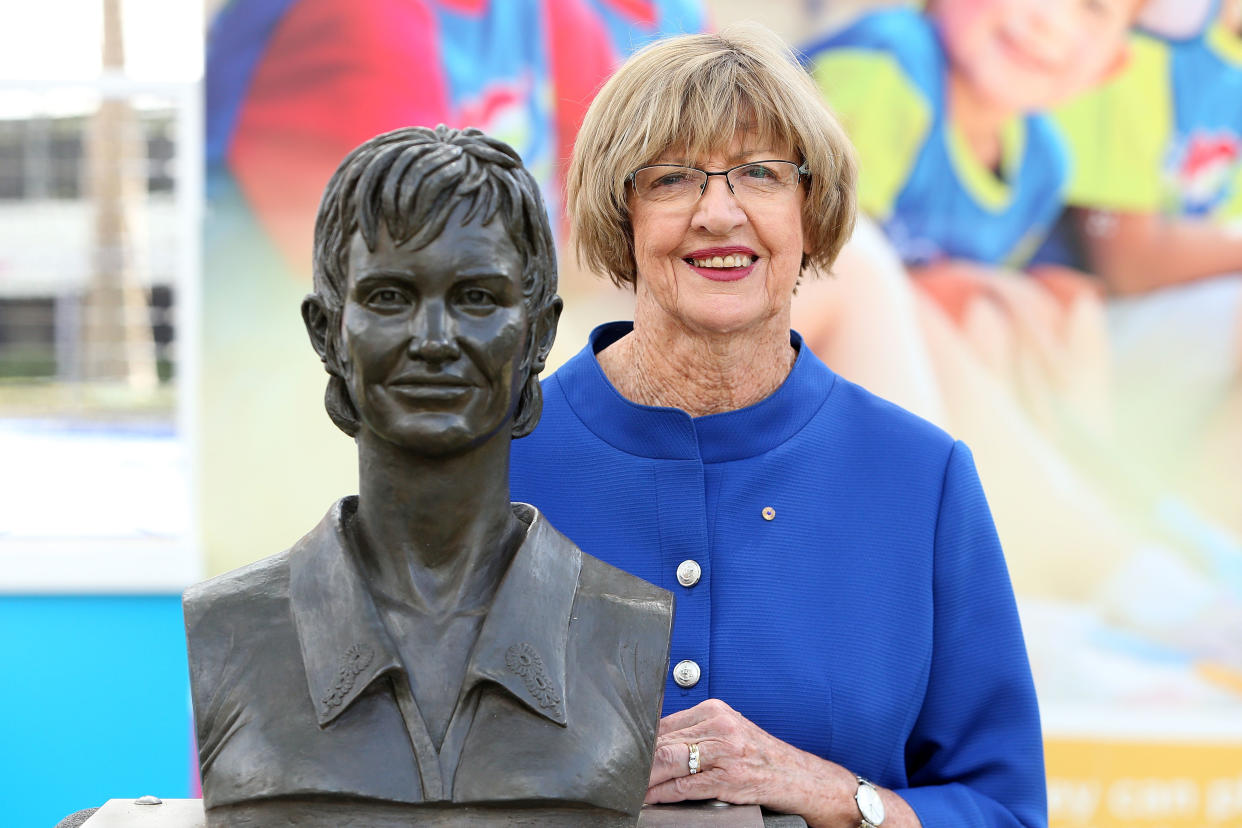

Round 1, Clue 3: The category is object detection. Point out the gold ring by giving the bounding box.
[688,743,700,775]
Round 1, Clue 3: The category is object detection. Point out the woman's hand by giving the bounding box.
[645,699,921,827]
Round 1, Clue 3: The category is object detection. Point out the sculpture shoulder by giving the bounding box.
[530,507,673,626]
[534,515,672,676]
[577,552,673,616]
[572,551,675,678]
[183,551,293,642]
[183,550,303,789]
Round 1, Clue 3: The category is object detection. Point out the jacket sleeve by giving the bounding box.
[895,441,1048,828]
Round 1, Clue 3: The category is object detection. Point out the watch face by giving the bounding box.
[857,783,885,824]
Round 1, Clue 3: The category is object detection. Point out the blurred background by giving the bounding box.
[2,0,1240,825]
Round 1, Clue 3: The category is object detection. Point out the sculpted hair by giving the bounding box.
[310,125,558,439]
[568,23,858,288]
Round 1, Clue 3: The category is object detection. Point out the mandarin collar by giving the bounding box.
[551,322,837,462]
[290,498,581,728]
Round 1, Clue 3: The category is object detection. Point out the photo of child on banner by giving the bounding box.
[794,0,1242,711]
[1052,0,1242,537]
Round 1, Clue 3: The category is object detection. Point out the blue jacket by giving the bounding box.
[511,323,1047,828]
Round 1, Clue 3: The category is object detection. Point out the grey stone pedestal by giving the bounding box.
[641,801,808,826]
[77,798,808,826]
[79,799,204,827]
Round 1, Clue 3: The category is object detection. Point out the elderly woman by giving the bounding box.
[509,25,1046,828]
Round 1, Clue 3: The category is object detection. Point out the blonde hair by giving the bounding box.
[567,22,858,288]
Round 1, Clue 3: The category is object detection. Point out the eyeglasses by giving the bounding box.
[626,160,810,208]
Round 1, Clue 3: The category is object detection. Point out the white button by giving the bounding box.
[676,560,702,587]
[673,659,701,688]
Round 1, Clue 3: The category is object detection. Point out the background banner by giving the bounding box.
[198,1,1242,825]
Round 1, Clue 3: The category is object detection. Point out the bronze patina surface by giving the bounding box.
[184,126,674,827]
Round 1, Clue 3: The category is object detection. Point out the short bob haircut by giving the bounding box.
[568,23,858,288]
[309,125,559,440]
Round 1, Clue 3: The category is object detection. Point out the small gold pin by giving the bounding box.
[761,506,775,521]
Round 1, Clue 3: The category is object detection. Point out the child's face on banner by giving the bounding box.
[932,0,1139,111]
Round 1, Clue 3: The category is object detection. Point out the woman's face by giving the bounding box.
[627,131,807,338]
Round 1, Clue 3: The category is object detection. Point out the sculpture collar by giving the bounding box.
[289,498,582,729]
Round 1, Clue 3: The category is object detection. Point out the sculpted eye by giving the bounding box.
[365,287,408,309]
[458,286,498,309]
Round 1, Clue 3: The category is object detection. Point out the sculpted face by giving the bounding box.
[339,204,529,455]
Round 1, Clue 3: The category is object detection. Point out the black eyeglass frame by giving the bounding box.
[625,160,812,200]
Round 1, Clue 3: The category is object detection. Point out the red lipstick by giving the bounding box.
[683,246,758,282]
[686,246,757,259]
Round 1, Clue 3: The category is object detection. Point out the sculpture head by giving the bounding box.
[303,125,561,450]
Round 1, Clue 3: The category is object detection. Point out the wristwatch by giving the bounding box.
[855,775,885,827]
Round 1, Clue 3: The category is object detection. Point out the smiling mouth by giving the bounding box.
[388,379,474,401]
[683,252,758,282]
[684,253,758,269]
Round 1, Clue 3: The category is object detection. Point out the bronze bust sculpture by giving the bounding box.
[183,126,674,827]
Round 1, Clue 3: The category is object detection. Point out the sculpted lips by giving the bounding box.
[684,246,758,282]
[388,374,476,401]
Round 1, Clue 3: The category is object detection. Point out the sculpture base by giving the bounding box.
[79,799,205,827]
[78,798,807,827]
[641,801,807,826]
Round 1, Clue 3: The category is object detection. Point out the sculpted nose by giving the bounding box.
[408,301,461,365]
[411,337,460,365]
